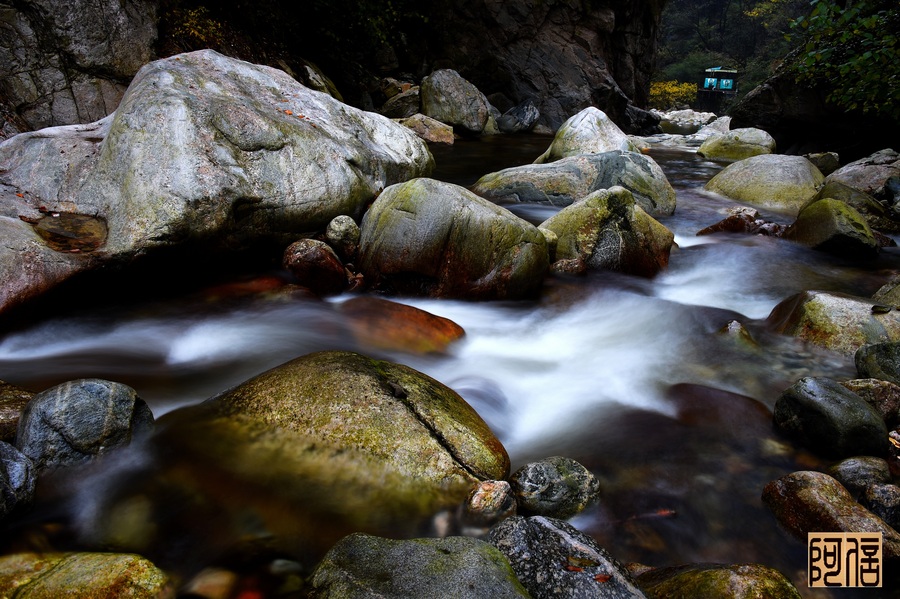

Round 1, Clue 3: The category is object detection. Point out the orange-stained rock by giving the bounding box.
[337,296,465,354]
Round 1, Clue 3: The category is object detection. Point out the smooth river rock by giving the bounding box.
[697,127,777,161]
[635,563,801,599]
[472,151,677,217]
[358,178,549,300]
[534,107,638,163]
[420,69,490,134]
[705,154,824,215]
[308,534,530,598]
[825,148,900,204]
[509,456,600,519]
[783,198,879,259]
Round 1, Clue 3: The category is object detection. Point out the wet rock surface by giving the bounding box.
[635,563,801,599]
[509,456,600,519]
[0,442,34,522]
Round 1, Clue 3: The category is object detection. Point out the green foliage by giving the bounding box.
[649,80,699,109]
[790,0,899,120]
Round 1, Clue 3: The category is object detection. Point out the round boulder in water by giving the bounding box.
[705,154,824,215]
[282,238,346,296]
[861,483,900,530]
[773,377,887,459]
[824,148,900,203]
[856,342,900,385]
[15,379,154,471]
[420,69,490,134]
[635,563,801,599]
[533,106,637,162]
[358,178,549,300]
[783,198,879,259]
[497,99,540,134]
[828,456,893,497]
[509,456,600,519]
[325,215,360,262]
[697,127,776,161]
[309,533,529,598]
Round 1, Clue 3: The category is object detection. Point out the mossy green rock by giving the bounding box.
[473,151,676,217]
[636,563,800,599]
[534,106,638,163]
[0,552,171,598]
[697,127,776,161]
[309,534,530,598]
[165,351,509,536]
[804,180,900,234]
[540,186,674,277]
[767,290,900,356]
[705,154,824,215]
[359,178,549,300]
[784,198,878,259]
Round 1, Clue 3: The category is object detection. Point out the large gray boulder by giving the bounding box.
[773,377,888,459]
[309,534,530,598]
[534,107,638,163]
[825,149,900,204]
[15,379,154,471]
[804,180,900,234]
[358,178,549,300]
[420,69,490,134]
[0,0,158,136]
[540,186,674,277]
[0,49,434,316]
[767,290,900,357]
[705,154,824,215]
[697,128,776,162]
[472,151,676,217]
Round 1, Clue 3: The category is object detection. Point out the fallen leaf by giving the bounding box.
[284,109,293,115]
[594,574,611,583]
[15,193,24,197]
[565,565,583,572]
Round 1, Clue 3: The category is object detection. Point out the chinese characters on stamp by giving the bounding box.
[808,532,882,587]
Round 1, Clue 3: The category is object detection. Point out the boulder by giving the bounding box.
[805,152,841,177]
[308,534,529,598]
[397,114,455,145]
[0,49,434,316]
[497,100,540,134]
[855,342,900,386]
[782,198,879,259]
[840,379,900,425]
[540,187,674,277]
[705,154,825,215]
[828,456,893,498]
[635,563,801,599]
[861,484,900,530]
[15,379,154,471]
[509,456,600,519]
[804,181,900,234]
[380,87,421,119]
[0,381,33,444]
[773,377,888,459]
[766,290,900,356]
[761,471,900,559]
[697,128,777,161]
[358,178,549,300]
[281,238,346,296]
[462,480,517,529]
[83,350,511,558]
[533,107,638,163]
[489,516,647,598]
[472,151,676,217]
[0,552,170,598]
[1,441,35,521]
[336,296,466,354]
[825,149,900,204]
[420,69,490,134]
[874,274,900,306]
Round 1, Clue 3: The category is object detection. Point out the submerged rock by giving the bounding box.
[397,113,455,145]
[509,456,600,519]
[762,471,900,559]
[635,563,801,599]
[309,534,529,598]
[534,107,638,163]
[473,151,676,217]
[766,290,900,356]
[489,516,647,598]
[697,127,776,161]
[420,69,490,134]
[540,187,674,277]
[783,198,879,259]
[705,154,824,215]
[15,379,154,471]
[358,178,549,300]
[0,552,171,598]
[773,377,888,459]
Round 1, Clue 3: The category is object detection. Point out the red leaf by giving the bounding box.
[594,574,612,583]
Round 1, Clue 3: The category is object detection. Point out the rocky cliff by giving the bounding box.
[0,0,665,137]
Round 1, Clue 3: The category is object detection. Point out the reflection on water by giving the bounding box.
[2,139,899,595]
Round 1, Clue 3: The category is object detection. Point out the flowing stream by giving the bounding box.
[2,134,899,595]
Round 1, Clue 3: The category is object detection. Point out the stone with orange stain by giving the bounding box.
[337,296,464,354]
